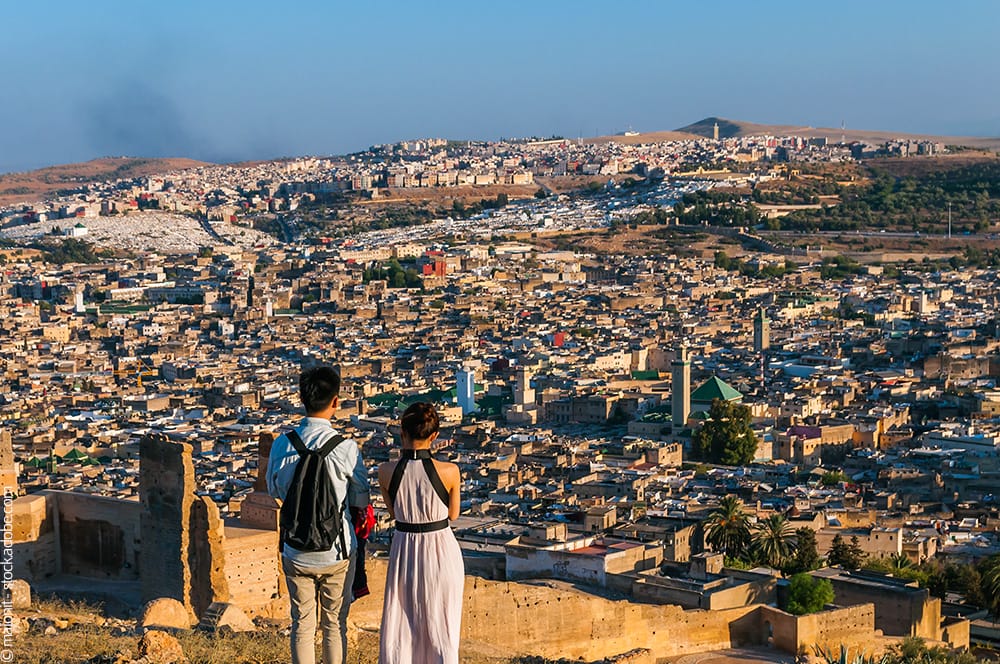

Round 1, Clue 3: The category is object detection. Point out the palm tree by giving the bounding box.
[888,553,912,574]
[752,514,796,569]
[704,495,751,559]
[983,556,1000,618]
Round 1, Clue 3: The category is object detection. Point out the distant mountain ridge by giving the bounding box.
[0,157,212,206]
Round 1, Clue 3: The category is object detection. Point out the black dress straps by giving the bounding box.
[387,449,451,533]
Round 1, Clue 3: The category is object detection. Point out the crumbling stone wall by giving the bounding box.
[189,495,230,617]
[0,428,16,494]
[140,433,230,619]
[760,604,876,654]
[12,494,57,580]
[57,492,140,579]
[12,491,140,581]
[140,434,195,612]
[349,559,763,661]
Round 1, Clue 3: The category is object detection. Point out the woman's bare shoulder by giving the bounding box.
[432,458,460,477]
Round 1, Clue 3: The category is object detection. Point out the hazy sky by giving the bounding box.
[2,0,998,173]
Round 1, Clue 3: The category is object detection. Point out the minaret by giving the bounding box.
[514,366,535,406]
[713,122,720,141]
[672,346,691,433]
[456,366,476,415]
[753,307,770,353]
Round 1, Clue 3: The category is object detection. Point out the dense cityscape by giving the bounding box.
[4,126,1000,663]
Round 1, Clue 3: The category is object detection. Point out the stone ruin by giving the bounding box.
[13,431,287,622]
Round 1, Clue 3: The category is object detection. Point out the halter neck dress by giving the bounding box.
[379,451,464,664]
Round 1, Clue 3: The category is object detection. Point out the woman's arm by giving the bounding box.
[445,463,461,521]
[378,462,395,520]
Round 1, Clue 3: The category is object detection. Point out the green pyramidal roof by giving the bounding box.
[690,376,743,403]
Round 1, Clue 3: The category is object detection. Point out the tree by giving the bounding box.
[820,470,848,486]
[692,399,758,466]
[982,554,1000,618]
[704,495,751,559]
[827,534,850,567]
[828,534,866,569]
[534,188,548,199]
[888,553,912,573]
[786,573,834,615]
[786,527,821,574]
[846,536,868,569]
[752,514,796,569]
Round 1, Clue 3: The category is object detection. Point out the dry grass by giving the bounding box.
[14,598,512,664]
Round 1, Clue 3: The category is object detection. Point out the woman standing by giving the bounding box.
[378,402,464,664]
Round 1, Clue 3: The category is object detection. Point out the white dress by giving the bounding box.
[379,460,464,664]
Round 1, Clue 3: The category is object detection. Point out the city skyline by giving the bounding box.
[2,0,999,174]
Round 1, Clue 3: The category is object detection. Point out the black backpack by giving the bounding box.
[279,430,348,554]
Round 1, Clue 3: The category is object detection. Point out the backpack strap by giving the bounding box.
[287,430,345,458]
[318,433,346,457]
[388,449,449,509]
[286,429,308,455]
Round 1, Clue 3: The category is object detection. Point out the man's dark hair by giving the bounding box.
[400,402,440,441]
[300,366,341,414]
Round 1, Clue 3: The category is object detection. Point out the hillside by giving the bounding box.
[0,157,212,206]
[584,129,703,145]
[676,116,1000,150]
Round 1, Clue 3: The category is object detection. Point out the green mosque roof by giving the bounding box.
[690,376,743,403]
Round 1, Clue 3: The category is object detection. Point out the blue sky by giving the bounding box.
[2,0,998,173]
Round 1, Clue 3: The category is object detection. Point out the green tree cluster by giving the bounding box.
[674,192,761,227]
[37,238,109,265]
[779,161,1000,234]
[786,573,834,615]
[692,399,758,466]
[361,259,421,289]
[714,250,797,279]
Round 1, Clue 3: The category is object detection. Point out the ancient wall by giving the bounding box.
[188,496,230,617]
[630,576,706,609]
[139,434,196,615]
[759,604,876,655]
[222,524,283,618]
[349,559,764,661]
[942,616,971,650]
[12,494,58,580]
[54,491,141,580]
[705,576,776,611]
[827,575,941,639]
[0,429,16,493]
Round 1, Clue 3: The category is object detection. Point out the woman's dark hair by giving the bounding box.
[300,366,341,414]
[400,402,440,442]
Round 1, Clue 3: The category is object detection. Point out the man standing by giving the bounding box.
[268,366,370,664]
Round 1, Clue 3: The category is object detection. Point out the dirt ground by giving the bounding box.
[668,648,794,664]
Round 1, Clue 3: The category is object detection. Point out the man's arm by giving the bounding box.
[266,434,287,500]
[342,439,370,508]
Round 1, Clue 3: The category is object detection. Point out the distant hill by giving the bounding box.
[584,129,702,145]
[0,157,212,206]
[676,116,1000,150]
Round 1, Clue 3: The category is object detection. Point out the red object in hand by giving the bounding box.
[350,504,375,539]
